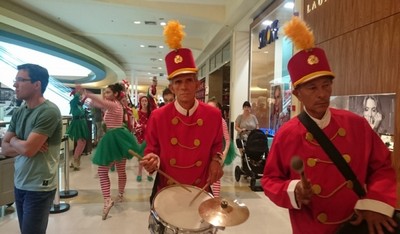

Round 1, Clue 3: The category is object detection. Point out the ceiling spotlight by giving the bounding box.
[159,45,164,49]
[262,20,272,26]
[134,21,141,24]
[160,22,166,26]
[140,45,145,48]
[284,2,294,9]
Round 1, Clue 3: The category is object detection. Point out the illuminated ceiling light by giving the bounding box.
[158,58,163,61]
[262,20,272,26]
[284,2,294,9]
[160,22,166,26]
[134,21,141,24]
[159,45,164,49]
[140,45,145,48]
[158,67,162,70]
[250,87,268,91]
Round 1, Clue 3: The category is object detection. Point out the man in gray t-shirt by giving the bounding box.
[1,64,62,234]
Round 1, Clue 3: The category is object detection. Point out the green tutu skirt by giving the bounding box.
[224,141,238,166]
[66,119,89,141]
[92,127,141,166]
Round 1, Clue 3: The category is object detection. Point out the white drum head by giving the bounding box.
[153,185,213,231]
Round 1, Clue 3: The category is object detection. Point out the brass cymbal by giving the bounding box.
[198,197,250,227]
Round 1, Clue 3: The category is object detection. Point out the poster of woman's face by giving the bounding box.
[349,94,395,135]
[269,85,283,132]
[331,93,395,135]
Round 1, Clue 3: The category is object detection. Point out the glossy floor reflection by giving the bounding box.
[0,149,291,234]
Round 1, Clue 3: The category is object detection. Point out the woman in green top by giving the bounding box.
[66,90,89,170]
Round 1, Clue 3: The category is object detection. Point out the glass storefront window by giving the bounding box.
[249,0,294,135]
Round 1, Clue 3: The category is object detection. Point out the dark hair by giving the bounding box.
[107,83,125,99]
[162,87,174,97]
[242,101,251,108]
[139,95,152,118]
[207,96,223,117]
[17,63,49,94]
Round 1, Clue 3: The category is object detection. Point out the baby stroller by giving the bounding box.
[234,129,269,191]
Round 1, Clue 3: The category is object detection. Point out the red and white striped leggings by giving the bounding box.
[98,159,127,200]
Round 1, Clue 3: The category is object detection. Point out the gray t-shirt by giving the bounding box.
[235,114,258,131]
[8,100,62,191]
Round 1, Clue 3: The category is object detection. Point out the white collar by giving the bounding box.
[174,99,199,116]
[304,107,331,129]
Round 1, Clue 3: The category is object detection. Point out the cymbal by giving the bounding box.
[198,197,250,227]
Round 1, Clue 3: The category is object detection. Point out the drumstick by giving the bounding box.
[128,149,191,192]
[188,182,210,206]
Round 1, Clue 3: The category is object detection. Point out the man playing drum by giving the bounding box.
[140,20,224,233]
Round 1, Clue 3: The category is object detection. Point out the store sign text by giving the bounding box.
[306,0,328,14]
[258,19,279,49]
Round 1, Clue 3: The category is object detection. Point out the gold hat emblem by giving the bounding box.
[307,55,319,65]
[174,55,183,64]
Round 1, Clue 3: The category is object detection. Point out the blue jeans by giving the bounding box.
[14,187,56,234]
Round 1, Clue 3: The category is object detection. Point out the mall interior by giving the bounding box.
[1,0,400,233]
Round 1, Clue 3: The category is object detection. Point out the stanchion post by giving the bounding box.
[59,136,78,198]
[50,146,70,214]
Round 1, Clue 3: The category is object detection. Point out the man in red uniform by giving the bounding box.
[261,17,397,234]
[140,20,224,199]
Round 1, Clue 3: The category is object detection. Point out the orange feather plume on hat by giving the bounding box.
[283,16,315,50]
[163,20,186,50]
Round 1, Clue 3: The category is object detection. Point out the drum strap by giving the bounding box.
[149,173,160,205]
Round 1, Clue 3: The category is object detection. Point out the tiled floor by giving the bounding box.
[0,148,291,234]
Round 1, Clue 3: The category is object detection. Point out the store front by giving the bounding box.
[249,0,295,135]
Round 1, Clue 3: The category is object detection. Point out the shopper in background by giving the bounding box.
[261,16,397,234]
[1,63,63,234]
[134,95,153,182]
[66,89,89,170]
[78,82,141,220]
[235,101,259,142]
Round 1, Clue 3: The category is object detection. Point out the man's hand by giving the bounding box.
[207,160,224,184]
[39,142,49,153]
[139,153,159,173]
[350,210,397,234]
[294,179,313,206]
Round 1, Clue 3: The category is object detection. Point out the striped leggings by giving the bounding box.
[211,180,221,197]
[98,159,127,200]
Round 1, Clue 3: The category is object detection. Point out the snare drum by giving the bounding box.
[149,185,217,234]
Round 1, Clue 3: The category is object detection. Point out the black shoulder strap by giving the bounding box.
[297,112,366,198]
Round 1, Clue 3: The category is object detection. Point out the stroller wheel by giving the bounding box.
[234,166,242,182]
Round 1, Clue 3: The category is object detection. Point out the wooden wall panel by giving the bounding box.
[305,0,400,43]
[319,14,400,95]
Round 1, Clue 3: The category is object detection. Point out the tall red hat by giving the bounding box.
[163,20,198,80]
[284,16,335,88]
